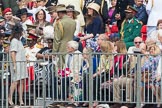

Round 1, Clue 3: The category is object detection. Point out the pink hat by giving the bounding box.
[3,8,12,15]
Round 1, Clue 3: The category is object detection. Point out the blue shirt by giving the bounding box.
[85,16,104,36]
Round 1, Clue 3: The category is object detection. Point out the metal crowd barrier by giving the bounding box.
[0,52,162,108]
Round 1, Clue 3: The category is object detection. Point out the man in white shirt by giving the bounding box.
[127,37,142,54]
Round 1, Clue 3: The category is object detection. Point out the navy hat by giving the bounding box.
[16,8,32,18]
[4,31,12,37]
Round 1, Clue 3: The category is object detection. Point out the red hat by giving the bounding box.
[27,33,39,40]
[3,8,12,15]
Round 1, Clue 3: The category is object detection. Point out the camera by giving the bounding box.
[133,48,141,54]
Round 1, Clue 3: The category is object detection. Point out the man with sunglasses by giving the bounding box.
[128,37,142,54]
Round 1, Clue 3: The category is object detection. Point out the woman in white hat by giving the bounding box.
[80,2,104,41]
[66,5,80,37]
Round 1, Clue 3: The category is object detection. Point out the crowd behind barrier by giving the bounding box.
[1,0,162,108]
[0,52,162,108]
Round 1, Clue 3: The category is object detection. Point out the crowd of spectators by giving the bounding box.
[0,0,162,108]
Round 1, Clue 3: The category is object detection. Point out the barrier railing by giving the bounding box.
[0,52,162,107]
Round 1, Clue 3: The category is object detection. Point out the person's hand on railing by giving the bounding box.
[119,75,123,79]
[93,71,101,78]
[93,73,97,78]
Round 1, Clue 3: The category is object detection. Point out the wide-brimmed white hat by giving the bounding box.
[87,2,100,14]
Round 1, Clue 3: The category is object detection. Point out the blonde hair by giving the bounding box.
[83,47,93,53]
[149,44,161,55]
[100,41,113,53]
[115,41,127,53]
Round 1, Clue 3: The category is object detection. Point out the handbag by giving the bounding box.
[58,68,71,77]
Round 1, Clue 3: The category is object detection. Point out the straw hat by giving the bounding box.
[56,4,67,12]
[66,5,80,16]
[87,2,100,14]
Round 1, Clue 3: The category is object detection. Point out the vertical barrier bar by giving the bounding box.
[1,55,3,108]
[89,53,93,107]
[1,53,4,108]
[6,53,9,108]
[43,59,46,108]
[136,54,141,108]
[160,54,162,105]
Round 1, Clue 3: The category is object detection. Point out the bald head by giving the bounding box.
[134,37,142,42]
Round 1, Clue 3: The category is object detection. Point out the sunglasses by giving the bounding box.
[134,42,142,44]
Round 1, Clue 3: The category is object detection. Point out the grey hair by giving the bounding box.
[67,40,79,50]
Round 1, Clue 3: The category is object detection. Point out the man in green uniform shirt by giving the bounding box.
[120,6,142,49]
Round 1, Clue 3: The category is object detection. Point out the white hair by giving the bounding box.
[67,40,79,50]
[158,29,162,37]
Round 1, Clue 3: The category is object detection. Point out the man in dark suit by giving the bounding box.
[115,0,134,30]
[134,0,148,25]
